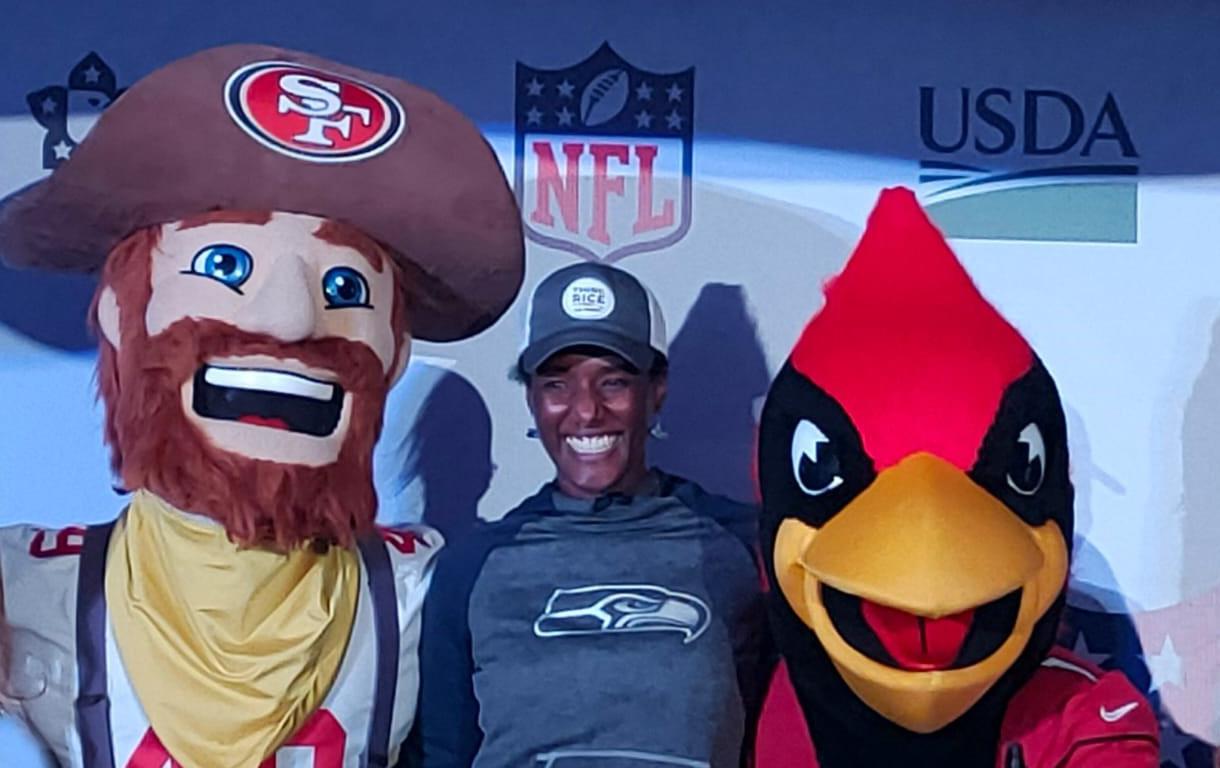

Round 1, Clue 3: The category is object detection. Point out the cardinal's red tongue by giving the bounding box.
[860,600,974,671]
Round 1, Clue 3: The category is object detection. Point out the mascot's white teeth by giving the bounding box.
[203,365,336,401]
[565,434,619,454]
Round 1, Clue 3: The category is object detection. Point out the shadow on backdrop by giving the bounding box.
[1065,403,1129,612]
[1181,316,1220,604]
[650,282,769,504]
[1060,405,1217,768]
[397,368,494,542]
[1171,311,1220,754]
[0,261,96,351]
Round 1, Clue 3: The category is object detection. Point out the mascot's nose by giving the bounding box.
[234,256,317,343]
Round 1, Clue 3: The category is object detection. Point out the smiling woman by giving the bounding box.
[526,350,666,499]
[411,261,771,768]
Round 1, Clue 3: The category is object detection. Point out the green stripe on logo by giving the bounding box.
[927,183,1137,243]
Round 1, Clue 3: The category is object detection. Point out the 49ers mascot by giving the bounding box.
[0,45,522,767]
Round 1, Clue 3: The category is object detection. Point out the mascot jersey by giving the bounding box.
[754,187,1158,767]
[0,506,440,768]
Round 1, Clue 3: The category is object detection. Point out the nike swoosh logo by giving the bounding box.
[1099,702,1139,723]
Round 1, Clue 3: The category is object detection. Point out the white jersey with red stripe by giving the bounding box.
[0,521,441,768]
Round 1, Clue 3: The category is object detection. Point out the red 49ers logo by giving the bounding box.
[128,708,346,767]
[225,60,405,163]
[28,525,86,558]
[379,525,427,555]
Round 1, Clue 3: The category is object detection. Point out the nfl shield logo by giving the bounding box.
[515,43,694,263]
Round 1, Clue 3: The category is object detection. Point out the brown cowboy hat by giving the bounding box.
[0,44,524,342]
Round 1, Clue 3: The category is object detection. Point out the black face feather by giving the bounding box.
[757,360,875,543]
[968,358,1075,543]
[759,357,1073,555]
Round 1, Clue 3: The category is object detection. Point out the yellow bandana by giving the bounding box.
[105,491,359,767]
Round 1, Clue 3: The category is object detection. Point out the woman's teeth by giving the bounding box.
[565,434,619,454]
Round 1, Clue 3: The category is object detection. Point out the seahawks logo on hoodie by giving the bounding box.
[533,584,711,644]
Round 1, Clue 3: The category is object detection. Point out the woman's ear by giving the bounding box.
[97,286,121,351]
[524,380,536,417]
[650,372,668,415]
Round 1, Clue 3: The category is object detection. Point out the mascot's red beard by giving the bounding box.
[94,227,400,550]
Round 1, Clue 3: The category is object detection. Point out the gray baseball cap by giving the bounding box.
[518,262,668,375]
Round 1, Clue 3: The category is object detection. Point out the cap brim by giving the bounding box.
[519,327,657,375]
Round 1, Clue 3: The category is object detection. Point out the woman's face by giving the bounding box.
[527,350,666,500]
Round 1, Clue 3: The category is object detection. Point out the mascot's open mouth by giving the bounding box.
[821,584,1021,671]
[192,364,344,436]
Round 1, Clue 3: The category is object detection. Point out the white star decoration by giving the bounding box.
[525,77,543,97]
[556,107,574,127]
[556,79,574,98]
[1145,635,1183,693]
[52,141,72,160]
[634,110,653,128]
[1067,632,1200,767]
[666,82,683,102]
[636,81,653,101]
[41,97,57,115]
[665,109,683,130]
[525,107,542,125]
[83,64,101,84]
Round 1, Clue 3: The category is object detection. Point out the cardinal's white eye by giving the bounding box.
[1006,423,1045,496]
[791,419,843,496]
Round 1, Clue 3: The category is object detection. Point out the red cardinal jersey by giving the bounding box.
[756,648,1159,768]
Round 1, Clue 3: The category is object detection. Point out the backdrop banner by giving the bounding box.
[1,3,1217,765]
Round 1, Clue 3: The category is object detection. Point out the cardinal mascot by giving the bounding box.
[755,188,1159,767]
[0,45,522,767]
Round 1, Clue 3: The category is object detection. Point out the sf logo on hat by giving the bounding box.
[225,60,405,163]
[562,277,616,320]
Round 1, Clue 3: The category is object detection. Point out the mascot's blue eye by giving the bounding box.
[188,244,253,291]
[322,266,371,309]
